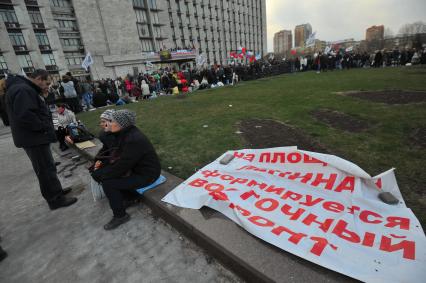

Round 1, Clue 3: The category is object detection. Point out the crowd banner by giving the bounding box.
[162,147,426,283]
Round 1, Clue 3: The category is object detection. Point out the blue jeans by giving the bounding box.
[83,92,93,108]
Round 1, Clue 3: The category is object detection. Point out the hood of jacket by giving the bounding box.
[6,75,41,94]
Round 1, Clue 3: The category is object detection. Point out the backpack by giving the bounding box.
[66,123,94,143]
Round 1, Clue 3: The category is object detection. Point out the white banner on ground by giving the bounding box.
[162,147,426,283]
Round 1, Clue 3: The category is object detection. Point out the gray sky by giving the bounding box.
[266,0,426,52]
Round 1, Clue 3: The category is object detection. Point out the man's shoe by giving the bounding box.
[104,214,130,230]
[62,187,72,195]
[0,246,8,262]
[48,196,78,210]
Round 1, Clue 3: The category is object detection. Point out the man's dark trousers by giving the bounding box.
[23,144,63,203]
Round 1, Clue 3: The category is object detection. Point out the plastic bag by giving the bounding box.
[90,177,105,201]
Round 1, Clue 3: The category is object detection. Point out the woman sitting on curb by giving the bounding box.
[90,109,161,230]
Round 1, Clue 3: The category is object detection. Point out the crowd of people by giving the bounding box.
[45,66,239,113]
[38,47,426,115]
[285,47,426,73]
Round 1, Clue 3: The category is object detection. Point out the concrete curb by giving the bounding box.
[71,138,358,283]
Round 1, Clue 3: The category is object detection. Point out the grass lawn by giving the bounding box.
[78,66,426,226]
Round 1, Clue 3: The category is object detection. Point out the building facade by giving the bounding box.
[273,29,291,54]
[0,0,267,80]
[294,23,312,47]
[366,25,384,41]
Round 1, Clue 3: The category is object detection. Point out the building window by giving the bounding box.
[148,0,157,9]
[135,9,147,23]
[137,23,150,37]
[0,54,8,70]
[28,10,43,24]
[9,32,26,46]
[133,0,145,8]
[151,11,159,24]
[60,38,81,46]
[154,26,162,38]
[17,54,33,68]
[42,53,56,66]
[64,55,83,65]
[35,33,50,46]
[55,13,74,18]
[50,0,72,8]
[56,19,77,29]
[140,39,153,51]
[0,7,18,23]
[64,51,84,65]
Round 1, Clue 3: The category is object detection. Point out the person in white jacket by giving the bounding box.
[141,80,151,100]
[56,104,77,151]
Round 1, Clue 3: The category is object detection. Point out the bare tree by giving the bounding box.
[384,27,394,38]
[398,21,426,35]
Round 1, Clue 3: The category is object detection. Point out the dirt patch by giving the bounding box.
[311,109,371,132]
[238,119,328,152]
[344,90,426,104]
[408,127,426,149]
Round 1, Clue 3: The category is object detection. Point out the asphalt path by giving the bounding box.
[0,124,240,283]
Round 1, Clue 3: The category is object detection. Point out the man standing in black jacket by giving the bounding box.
[5,69,77,210]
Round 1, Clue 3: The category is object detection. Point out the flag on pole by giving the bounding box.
[196,53,207,66]
[81,52,94,71]
[305,32,316,47]
[145,61,153,68]
[345,46,354,52]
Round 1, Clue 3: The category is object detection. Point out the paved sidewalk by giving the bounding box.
[0,124,240,283]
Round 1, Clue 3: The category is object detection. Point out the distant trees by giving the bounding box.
[384,28,394,39]
[398,21,426,36]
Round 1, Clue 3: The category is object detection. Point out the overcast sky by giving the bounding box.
[266,0,426,51]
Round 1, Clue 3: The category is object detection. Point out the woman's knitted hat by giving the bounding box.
[100,109,115,121]
[111,109,136,129]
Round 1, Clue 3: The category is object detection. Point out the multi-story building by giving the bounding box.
[294,23,312,47]
[0,0,267,80]
[273,29,292,54]
[366,25,384,41]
